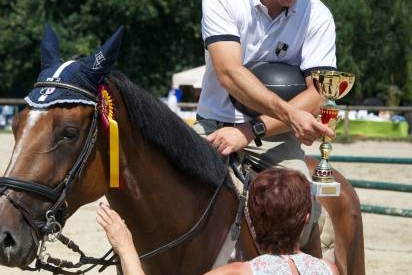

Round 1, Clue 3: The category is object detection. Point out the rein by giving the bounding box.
[0,80,231,275]
[27,170,228,275]
[138,171,227,260]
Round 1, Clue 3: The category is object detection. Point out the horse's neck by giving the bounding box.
[104,84,245,274]
[114,129,206,211]
[106,138,212,254]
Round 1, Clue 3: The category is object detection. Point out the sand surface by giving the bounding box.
[0,133,411,275]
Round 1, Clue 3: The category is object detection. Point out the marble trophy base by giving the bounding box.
[312,180,340,197]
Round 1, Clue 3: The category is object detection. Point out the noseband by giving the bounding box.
[0,81,99,238]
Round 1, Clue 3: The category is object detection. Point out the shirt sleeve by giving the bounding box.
[202,0,241,48]
[301,4,337,77]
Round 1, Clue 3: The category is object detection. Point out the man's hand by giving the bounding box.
[288,109,335,145]
[206,124,254,156]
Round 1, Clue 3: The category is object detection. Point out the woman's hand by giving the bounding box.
[96,203,135,256]
[96,203,146,275]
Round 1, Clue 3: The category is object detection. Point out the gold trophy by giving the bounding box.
[311,70,355,197]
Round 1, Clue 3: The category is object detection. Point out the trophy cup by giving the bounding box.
[311,70,355,197]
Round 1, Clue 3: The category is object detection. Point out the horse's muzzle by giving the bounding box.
[0,195,39,267]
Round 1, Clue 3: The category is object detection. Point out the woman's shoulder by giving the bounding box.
[204,261,252,275]
[321,258,340,275]
[290,252,338,275]
[249,254,290,274]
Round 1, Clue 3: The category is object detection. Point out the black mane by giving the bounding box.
[108,70,227,187]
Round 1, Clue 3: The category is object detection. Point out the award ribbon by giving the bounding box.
[98,84,120,188]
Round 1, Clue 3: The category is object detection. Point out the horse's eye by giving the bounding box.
[60,127,79,141]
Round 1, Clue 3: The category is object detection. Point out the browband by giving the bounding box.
[34,81,98,102]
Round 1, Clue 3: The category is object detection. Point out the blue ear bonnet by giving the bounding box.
[25,60,96,107]
[25,25,124,108]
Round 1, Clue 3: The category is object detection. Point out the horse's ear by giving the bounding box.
[82,26,125,85]
[40,24,61,70]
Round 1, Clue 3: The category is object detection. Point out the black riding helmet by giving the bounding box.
[229,62,307,118]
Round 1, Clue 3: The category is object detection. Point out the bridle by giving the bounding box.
[0,80,229,274]
[0,81,102,273]
[0,81,99,238]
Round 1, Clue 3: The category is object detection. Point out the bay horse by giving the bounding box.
[0,26,364,275]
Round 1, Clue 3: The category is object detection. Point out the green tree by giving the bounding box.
[324,0,412,105]
[2,0,412,105]
[0,0,46,97]
[0,0,204,98]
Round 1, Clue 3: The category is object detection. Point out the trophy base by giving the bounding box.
[312,180,341,197]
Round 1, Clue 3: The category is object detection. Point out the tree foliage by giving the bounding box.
[323,0,412,104]
[1,0,412,104]
[0,0,204,98]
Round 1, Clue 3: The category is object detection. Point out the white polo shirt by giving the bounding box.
[198,0,337,123]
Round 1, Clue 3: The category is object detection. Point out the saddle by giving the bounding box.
[212,154,257,267]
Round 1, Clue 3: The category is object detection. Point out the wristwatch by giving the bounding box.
[250,118,266,147]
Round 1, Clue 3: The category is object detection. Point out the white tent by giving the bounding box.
[172,65,205,89]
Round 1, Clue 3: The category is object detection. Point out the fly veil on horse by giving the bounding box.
[0,26,364,275]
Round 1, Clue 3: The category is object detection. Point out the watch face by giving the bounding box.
[253,123,266,135]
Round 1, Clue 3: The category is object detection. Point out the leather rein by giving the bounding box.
[0,81,228,275]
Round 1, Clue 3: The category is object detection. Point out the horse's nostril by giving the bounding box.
[0,231,17,263]
[3,232,15,248]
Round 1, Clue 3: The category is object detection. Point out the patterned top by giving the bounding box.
[249,253,332,275]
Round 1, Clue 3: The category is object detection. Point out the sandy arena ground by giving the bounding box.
[0,132,411,275]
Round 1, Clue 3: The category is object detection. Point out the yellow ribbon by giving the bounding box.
[99,87,120,188]
[108,116,119,188]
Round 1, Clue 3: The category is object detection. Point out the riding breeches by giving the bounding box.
[191,117,310,178]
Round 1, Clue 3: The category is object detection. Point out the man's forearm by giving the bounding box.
[259,87,325,137]
[218,65,294,124]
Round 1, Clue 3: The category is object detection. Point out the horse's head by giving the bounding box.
[0,25,124,267]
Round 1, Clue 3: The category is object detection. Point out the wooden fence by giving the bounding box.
[0,98,25,105]
[1,99,411,137]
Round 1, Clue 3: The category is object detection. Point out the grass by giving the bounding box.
[0,129,12,134]
[334,134,412,144]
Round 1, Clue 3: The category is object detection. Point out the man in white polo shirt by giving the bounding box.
[193,0,337,249]
[194,0,336,178]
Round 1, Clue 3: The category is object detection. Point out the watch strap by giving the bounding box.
[254,137,263,147]
[250,118,266,147]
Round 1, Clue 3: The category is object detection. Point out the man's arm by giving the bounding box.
[207,41,293,123]
[205,41,332,155]
[260,75,325,137]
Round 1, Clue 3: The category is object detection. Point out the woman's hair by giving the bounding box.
[248,167,312,254]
